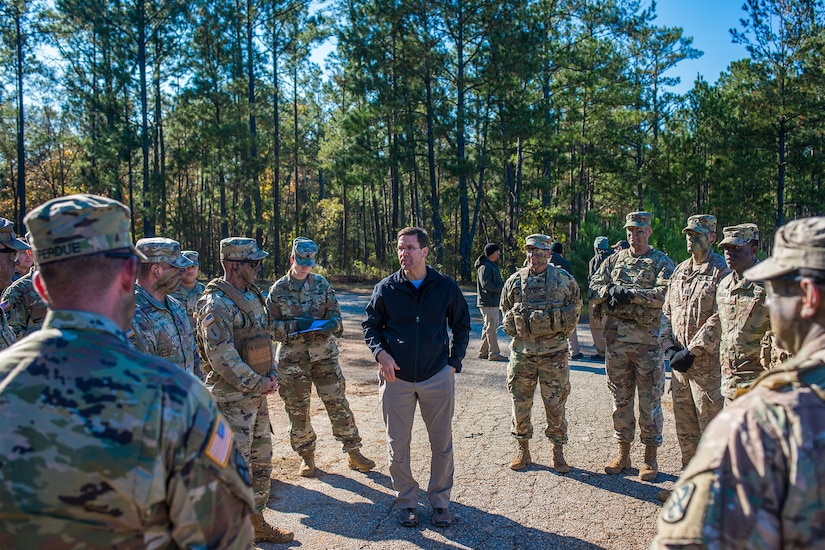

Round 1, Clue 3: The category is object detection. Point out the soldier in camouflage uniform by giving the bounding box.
[590,211,675,481]
[500,234,582,473]
[654,216,825,548]
[711,224,773,404]
[128,238,198,375]
[267,237,375,477]
[0,218,30,350]
[197,237,294,544]
[2,266,48,338]
[661,215,730,470]
[171,250,206,330]
[0,194,254,548]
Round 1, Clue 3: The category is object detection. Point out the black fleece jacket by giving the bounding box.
[363,265,471,382]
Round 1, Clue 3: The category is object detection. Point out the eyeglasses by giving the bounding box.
[236,260,262,269]
[526,249,548,256]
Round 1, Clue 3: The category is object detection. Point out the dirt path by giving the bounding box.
[261,288,680,549]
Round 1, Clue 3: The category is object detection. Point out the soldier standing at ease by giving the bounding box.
[129,238,198,375]
[171,250,206,330]
[661,215,730,470]
[714,224,773,404]
[2,242,47,339]
[476,242,507,361]
[0,219,30,349]
[267,237,375,477]
[0,194,254,548]
[197,237,294,544]
[501,234,582,473]
[590,212,675,481]
[653,217,825,548]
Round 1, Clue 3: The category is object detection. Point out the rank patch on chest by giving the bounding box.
[662,482,695,523]
[205,417,233,467]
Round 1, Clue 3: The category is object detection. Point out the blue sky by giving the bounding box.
[653,0,750,94]
[310,0,751,96]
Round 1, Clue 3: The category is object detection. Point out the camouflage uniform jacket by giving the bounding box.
[1,268,47,338]
[197,279,275,401]
[709,269,772,395]
[266,272,343,364]
[589,248,675,344]
[653,334,825,548]
[500,265,581,355]
[0,309,254,548]
[128,284,198,375]
[0,303,15,351]
[661,252,730,355]
[170,280,206,330]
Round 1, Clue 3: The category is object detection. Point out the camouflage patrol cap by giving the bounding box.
[745,217,825,281]
[682,214,717,235]
[719,224,759,247]
[624,212,652,228]
[182,250,199,266]
[292,237,318,267]
[136,237,194,268]
[525,234,552,250]
[220,237,268,261]
[23,194,146,265]
[594,236,609,250]
[0,218,30,251]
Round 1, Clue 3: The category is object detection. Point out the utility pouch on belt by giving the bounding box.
[527,308,554,337]
[241,335,274,375]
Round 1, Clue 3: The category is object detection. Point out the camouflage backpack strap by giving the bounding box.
[207,278,267,321]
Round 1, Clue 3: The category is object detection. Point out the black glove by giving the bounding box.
[664,347,680,362]
[669,348,695,373]
[294,317,313,332]
[316,319,337,335]
[607,284,632,307]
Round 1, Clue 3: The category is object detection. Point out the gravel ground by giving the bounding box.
[259,288,680,549]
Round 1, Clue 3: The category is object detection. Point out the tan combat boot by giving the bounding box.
[509,440,531,470]
[604,442,631,475]
[251,512,294,544]
[552,444,570,474]
[298,452,315,477]
[348,449,376,472]
[639,445,658,481]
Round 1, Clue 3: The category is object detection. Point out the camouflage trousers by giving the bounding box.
[605,341,665,446]
[277,356,361,455]
[507,348,570,445]
[216,394,272,512]
[671,358,723,466]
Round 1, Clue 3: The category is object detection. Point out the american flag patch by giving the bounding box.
[202,312,215,327]
[205,417,233,467]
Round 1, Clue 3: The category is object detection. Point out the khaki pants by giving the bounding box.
[478,306,501,358]
[589,302,606,355]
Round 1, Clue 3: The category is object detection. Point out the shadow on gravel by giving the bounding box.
[569,363,606,375]
[270,473,603,549]
[561,468,679,504]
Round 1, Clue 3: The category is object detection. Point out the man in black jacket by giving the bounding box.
[476,242,506,361]
[363,227,471,530]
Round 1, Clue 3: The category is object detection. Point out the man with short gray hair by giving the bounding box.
[129,237,197,375]
[654,217,825,548]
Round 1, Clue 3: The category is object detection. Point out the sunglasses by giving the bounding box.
[236,260,262,269]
